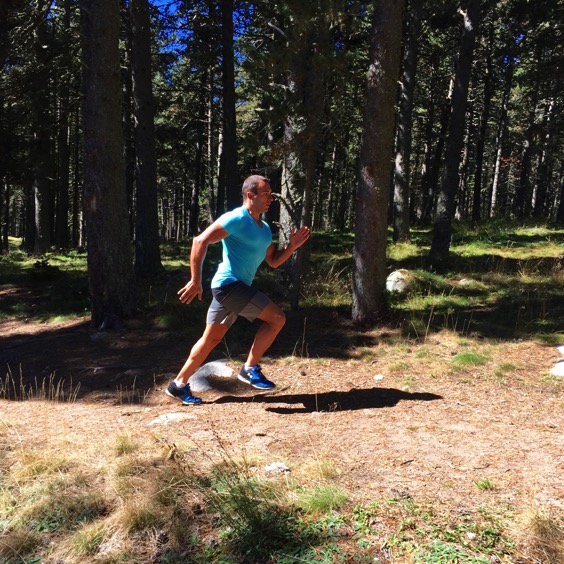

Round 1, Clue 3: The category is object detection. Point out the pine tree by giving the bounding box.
[352,0,404,325]
[80,0,136,328]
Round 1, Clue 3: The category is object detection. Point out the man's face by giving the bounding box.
[250,181,273,213]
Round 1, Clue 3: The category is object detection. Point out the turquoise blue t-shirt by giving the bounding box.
[211,207,272,288]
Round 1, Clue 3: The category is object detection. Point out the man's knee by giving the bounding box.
[258,302,285,330]
[269,308,286,330]
[193,326,227,354]
[206,334,224,348]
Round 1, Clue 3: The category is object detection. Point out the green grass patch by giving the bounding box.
[452,351,491,368]
[533,333,564,346]
[475,478,496,491]
[2,223,562,341]
[296,485,348,514]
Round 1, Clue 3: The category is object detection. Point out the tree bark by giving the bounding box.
[420,76,451,223]
[393,0,421,242]
[1,178,9,254]
[80,0,136,328]
[352,0,404,326]
[54,0,71,250]
[532,98,554,218]
[489,56,513,217]
[278,14,328,310]
[189,71,209,235]
[555,171,564,225]
[429,0,480,265]
[219,0,239,212]
[31,5,52,253]
[0,1,12,254]
[472,22,494,223]
[129,0,163,277]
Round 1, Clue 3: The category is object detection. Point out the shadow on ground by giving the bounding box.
[0,306,377,403]
[212,387,443,413]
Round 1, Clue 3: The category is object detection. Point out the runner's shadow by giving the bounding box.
[213,387,442,413]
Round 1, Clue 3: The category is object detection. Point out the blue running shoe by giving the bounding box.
[238,364,275,389]
[165,381,202,405]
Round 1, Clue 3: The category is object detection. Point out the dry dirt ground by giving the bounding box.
[1,310,563,553]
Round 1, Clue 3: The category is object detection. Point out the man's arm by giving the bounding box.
[264,226,311,269]
[177,222,229,303]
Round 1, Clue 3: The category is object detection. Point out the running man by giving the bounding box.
[166,175,311,404]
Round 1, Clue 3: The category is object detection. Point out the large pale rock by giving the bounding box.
[386,269,411,293]
[549,361,564,378]
[189,359,233,392]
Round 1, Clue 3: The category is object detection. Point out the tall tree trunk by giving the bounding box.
[393,0,421,242]
[31,4,52,253]
[189,71,208,235]
[489,52,514,217]
[279,19,327,310]
[516,119,537,219]
[23,176,35,251]
[55,98,71,249]
[516,48,543,219]
[55,0,71,250]
[80,0,136,329]
[555,171,564,225]
[129,0,163,277]
[219,0,239,212]
[0,1,10,254]
[280,104,312,310]
[352,0,404,326]
[207,69,216,220]
[532,98,554,217]
[420,77,451,223]
[456,104,473,220]
[121,0,135,240]
[71,104,82,247]
[472,22,494,223]
[2,179,8,253]
[429,0,480,265]
[0,100,6,254]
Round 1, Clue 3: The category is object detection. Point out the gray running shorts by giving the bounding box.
[206,281,272,327]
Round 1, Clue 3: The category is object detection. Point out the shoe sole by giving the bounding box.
[237,374,275,390]
[165,388,202,405]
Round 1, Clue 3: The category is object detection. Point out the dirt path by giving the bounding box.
[1,315,562,524]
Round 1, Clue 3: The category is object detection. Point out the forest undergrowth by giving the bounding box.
[0,221,563,563]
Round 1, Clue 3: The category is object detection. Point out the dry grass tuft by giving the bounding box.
[295,457,341,483]
[10,448,72,481]
[0,530,41,560]
[516,504,564,563]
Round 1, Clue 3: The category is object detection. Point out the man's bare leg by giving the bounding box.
[245,302,286,368]
[175,323,230,386]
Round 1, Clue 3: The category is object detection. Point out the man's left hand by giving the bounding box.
[289,226,311,251]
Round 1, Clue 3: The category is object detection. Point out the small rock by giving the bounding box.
[264,462,290,474]
[148,413,195,426]
[549,363,564,377]
[374,374,384,381]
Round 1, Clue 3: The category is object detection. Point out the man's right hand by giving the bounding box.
[177,280,203,304]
